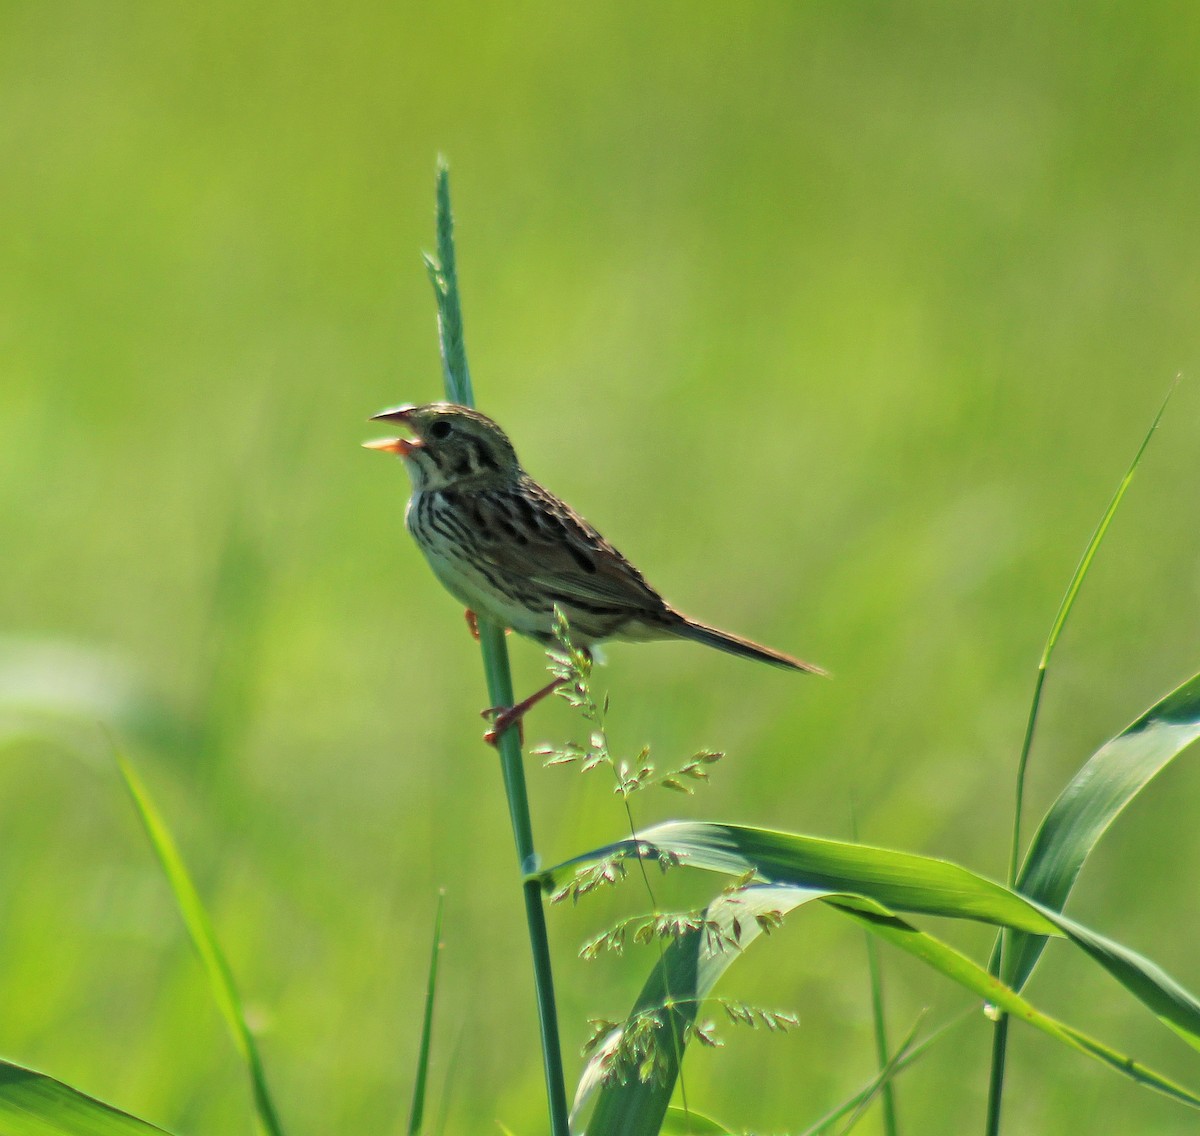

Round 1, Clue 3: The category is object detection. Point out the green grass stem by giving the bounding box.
[423,159,570,1136]
[408,890,446,1136]
[117,754,286,1136]
[851,805,898,1136]
[986,380,1179,1135]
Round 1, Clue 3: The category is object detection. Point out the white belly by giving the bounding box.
[406,496,551,639]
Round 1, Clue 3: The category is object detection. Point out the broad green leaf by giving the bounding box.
[544,822,1058,934]
[547,821,1200,1055]
[1004,670,1200,991]
[0,1060,174,1135]
[118,756,286,1136]
[574,881,1200,1134]
[579,885,829,1136]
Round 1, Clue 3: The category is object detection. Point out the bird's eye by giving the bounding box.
[429,419,452,440]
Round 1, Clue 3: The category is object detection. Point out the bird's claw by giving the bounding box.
[481,704,523,747]
[479,677,567,746]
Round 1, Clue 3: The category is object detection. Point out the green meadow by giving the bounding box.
[3,5,1200,1134]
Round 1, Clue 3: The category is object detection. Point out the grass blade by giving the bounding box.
[545,822,1058,935]
[577,885,828,1136]
[852,807,898,1136]
[545,821,1200,1052]
[1004,378,1178,893]
[1040,380,1176,670]
[989,380,1178,1133]
[1004,670,1200,991]
[423,161,569,1136]
[572,878,1200,1129]
[826,896,1200,1109]
[408,890,446,1136]
[862,931,898,1136]
[117,755,286,1136]
[0,1060,175,1135]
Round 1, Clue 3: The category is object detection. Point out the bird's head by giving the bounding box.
[363,402,521,491]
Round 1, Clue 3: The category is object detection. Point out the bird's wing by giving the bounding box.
[470,480,669,614]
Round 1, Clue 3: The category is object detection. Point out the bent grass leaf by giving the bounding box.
[118,756,286,1136]
[1003,669,1200,992]
[576,885,826,1136]
[0,1060,175,1135]
[577,880,1200,1136]
[550,820,1200,1119]
[545,822,1056,934]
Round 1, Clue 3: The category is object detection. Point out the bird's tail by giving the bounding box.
[672,615,828,676]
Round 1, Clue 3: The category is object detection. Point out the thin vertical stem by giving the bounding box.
[852,804,898,1136]
[424,160,570,1136]
[408,891,446,1136]
[984,381,1176,1136]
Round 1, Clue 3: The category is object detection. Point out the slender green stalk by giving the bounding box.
[863,909,897,1134]
[408,890,446,1136]
[864,927,898,1135]
[423,159,570,1136]
[118,754,286,1136]
[851,805,897,1136]
[985,380,1177,1135]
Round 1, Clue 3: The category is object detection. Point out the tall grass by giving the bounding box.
[1,168,1198,1136]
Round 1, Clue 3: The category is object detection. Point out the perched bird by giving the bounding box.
[365,402,824,738]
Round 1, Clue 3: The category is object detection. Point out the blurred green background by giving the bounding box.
[3,4,1200,1133]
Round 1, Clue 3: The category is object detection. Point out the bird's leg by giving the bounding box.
[465,609,511,642]
[482,677,567,746]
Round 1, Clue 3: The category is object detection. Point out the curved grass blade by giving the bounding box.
[408,890,446,1136]
[1003,669,1200,992]
[0,1060,175,1135]
[574,880,1200,1131]
[117,756,286,1136]
[990,381,1179,1132]
[578,885,829,1136]
[544,822,1200,1050]
[825,895,1200,1109]
[545,822,1058,936]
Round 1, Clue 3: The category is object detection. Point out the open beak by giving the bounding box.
[362,436,417,456]
[364,404,421,456]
